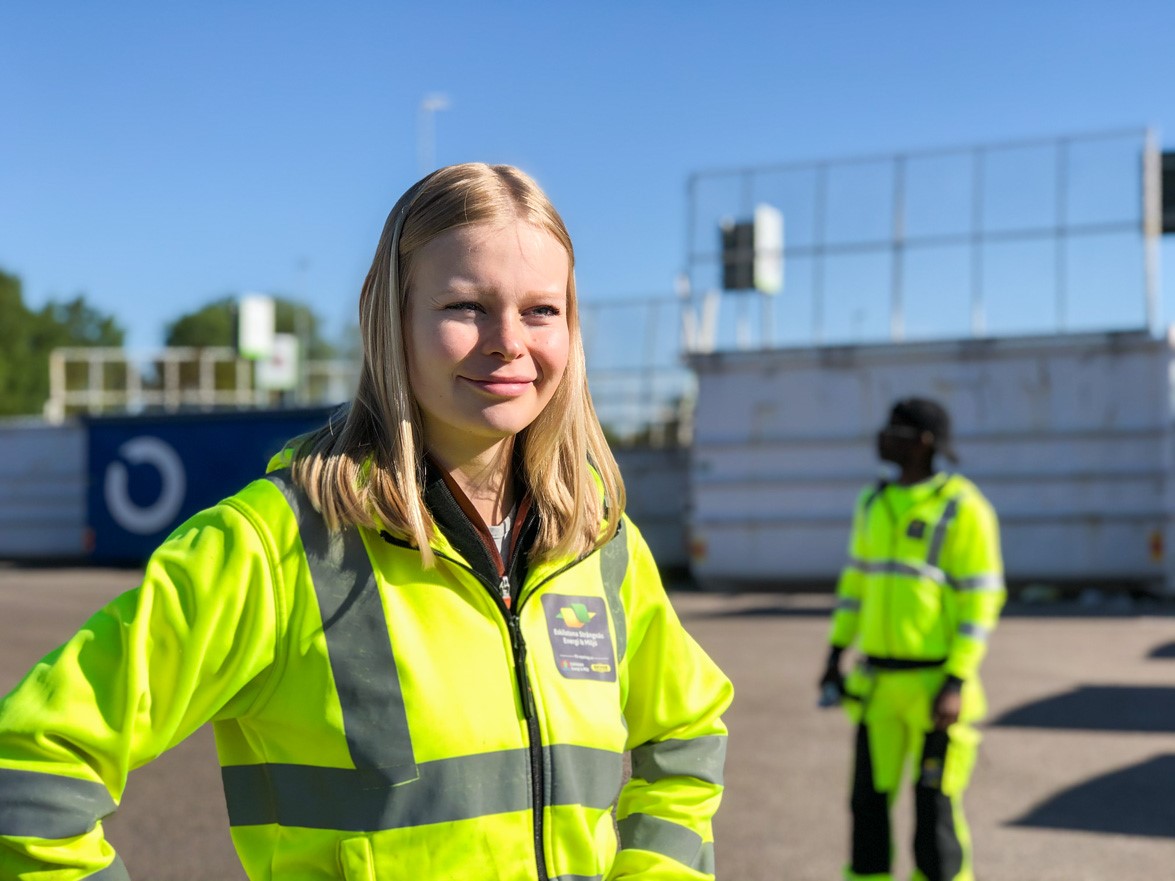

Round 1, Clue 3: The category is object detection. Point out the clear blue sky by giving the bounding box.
[4,1,1175,352]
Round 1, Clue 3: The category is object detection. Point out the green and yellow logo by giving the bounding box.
[558,603,597,628]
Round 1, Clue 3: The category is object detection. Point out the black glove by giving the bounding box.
[819,646,845,698]
[932,675,964,730]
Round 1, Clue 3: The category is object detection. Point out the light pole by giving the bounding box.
[418,93,450,175]
[294,257,311,404]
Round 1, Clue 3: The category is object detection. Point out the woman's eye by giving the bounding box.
[529,304,562,318]
[445,301,481,313]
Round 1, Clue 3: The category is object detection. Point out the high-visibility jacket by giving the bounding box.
[828,472,1005,682]
[0,466,733,881]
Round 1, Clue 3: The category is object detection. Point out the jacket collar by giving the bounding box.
[422,455,537,591]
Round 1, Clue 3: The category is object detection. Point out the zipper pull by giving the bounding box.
[499,575,512,611]
[508,618,535,719]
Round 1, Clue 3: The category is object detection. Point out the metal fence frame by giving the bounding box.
[44,129,1157,443]
[43,298,697,446]
[683,126,1163,347]
[43,347,358,423]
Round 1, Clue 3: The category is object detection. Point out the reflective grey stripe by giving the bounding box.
[617,813,712,873]
[88,856,130,881]
[224,751,529,830]
[852,558,947,585]
[266,472,417,782]
[631,736,726,787]
[835,597,861,612]
[846,556,868,571]
[697,842,716,876]
[599,525,628,663]
[552,876,603,881]
[958,622,991,641]
[927,497,961,569]
[0,768,115,838]
[546,745,625,809]
[951,574,1005,592]
[223,745,623,830]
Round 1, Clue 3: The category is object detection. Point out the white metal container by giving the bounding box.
[687,329,1175,595]
[0,420,88,559]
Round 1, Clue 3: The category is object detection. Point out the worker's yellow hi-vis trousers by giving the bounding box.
[843,665,984,881]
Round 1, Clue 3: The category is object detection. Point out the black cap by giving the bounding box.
[889,397,958,464]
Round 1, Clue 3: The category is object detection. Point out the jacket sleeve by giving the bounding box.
[0,498,281,880]
[609,519,734,881]
[828,489,870,650]
[943,491,1006,681]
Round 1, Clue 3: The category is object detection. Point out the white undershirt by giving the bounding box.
[486,507,515,561]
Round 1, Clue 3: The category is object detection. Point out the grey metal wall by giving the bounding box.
[614,445,689,574]
[687,329,1175,594]
[0,421,87,559]
[0,418,692,574]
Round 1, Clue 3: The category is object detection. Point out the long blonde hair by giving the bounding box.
[290,163,625,565]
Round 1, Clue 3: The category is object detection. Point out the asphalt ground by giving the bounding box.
[1,565,1173,880]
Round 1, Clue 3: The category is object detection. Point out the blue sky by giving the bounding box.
[3,1,1175,352]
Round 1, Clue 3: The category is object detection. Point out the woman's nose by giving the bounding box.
[485,314,525,359]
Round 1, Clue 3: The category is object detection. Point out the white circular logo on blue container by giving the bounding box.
[104,436,187,535]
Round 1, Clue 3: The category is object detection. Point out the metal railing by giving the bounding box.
[44,128,1154,442]
[683,126,1162,349]
[43,347,359,423]
[43,297,695,446]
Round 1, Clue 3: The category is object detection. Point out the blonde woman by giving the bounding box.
[0,163,734,881]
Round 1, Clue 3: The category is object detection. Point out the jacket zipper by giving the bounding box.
[465,558,588,881]
[380,532,554,881]
[876,492,898,658]
[875,477,950,661]
[506,606,546,880]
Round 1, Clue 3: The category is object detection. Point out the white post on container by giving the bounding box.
[44,349,66,423]
[812,163,828,345]
[1142,127,1162,336]
[970,148,987,337]
[1162,326,1175,597]
[418,93,450,175]
[890,155,907,342]
[699,289,721,354]
[127,353,142,414]
[88,350,102,415]
[676,273,697,354]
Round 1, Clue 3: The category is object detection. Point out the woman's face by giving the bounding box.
[405,219,571,464]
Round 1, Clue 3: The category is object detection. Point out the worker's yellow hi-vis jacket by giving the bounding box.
[0,467,733,881]
[829,472,1005,681]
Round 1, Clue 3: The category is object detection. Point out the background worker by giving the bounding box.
[0,163,733,880]
[820,397,1005,881]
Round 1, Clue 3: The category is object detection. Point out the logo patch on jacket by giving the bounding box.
[907,520,927,539]
[541,594,616,682]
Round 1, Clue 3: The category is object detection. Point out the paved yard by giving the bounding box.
[1,566,1172,880]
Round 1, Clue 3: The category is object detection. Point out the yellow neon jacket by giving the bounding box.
[828,472,1005,681]
[0,468,733,881]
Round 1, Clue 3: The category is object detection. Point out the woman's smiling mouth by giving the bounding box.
[464,376,535,397]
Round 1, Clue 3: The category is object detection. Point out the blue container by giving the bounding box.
[86,407,336,563]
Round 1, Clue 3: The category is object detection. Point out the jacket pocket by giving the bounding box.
[338,836,376,881]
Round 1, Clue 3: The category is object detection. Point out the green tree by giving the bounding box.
[164,297,236,349]
[164,295,335,359]
[0,269,125,417]
[162,295,338,401]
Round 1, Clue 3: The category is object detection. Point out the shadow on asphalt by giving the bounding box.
[991,685,1175,733]
[676,600,1175,622]
[669,588,1175,621]
[1009,754,1175,838]
[679,605,833,620]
